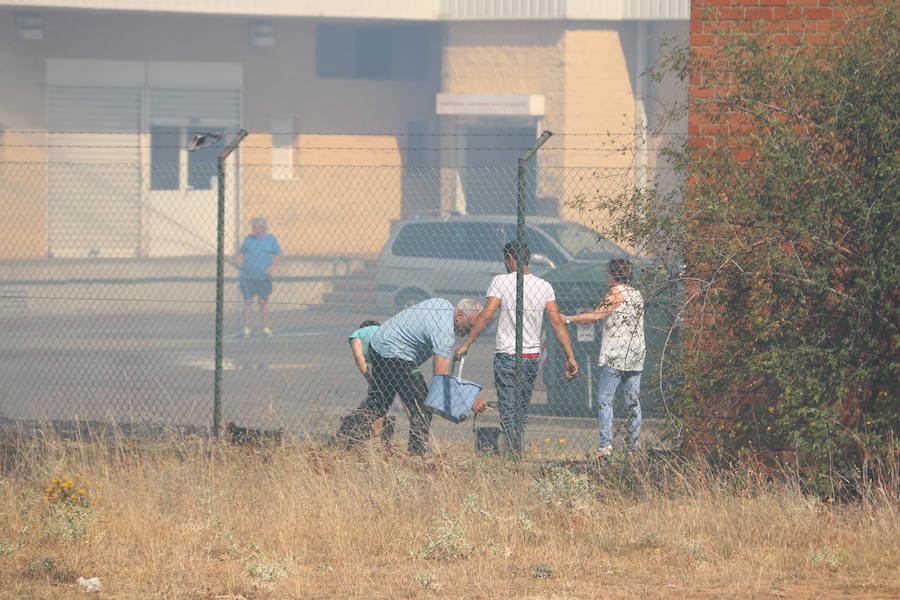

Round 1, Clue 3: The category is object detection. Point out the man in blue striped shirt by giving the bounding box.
[337,298,484,455]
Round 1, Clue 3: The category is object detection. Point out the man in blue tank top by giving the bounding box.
[236,217,282,337]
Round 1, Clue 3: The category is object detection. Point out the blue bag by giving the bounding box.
[424,357,483,424]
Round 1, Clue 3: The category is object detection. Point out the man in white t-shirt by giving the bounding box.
[455,240,578,451]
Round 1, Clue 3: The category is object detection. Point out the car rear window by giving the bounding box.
[393,221,573,264]
[393,222,511,261]
[392,223,456,258]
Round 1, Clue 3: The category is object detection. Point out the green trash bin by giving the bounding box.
[542,261,678,419]
[543,263,605,417]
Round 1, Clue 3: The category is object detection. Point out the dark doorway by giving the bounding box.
[462,126,537,215]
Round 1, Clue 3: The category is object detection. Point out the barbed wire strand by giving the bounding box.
[1,293,587,313]
[2,129,686,137]
[0,144,674,152]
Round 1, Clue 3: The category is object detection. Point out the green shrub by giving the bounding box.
[577,4,899,493]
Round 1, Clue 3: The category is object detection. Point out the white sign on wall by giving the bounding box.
[435,93,545,116]
[576,322,595,343]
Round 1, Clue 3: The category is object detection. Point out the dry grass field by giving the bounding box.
[0,428,898,600]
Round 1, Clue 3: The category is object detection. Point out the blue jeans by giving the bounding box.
[596,364,642,449]
[494,353,541,447]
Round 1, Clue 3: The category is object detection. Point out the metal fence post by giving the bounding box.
[514,130,552,454]
[213,129,248,439]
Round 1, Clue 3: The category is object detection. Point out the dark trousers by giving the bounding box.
[336,349,432,455]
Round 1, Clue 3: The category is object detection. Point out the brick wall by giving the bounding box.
[681,0,877,454]
[688,0,876,154]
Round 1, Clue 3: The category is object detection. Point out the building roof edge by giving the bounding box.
[2,0,689,21]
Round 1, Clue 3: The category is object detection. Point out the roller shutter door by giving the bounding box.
[47,85,142,257]
[149,88,241,130]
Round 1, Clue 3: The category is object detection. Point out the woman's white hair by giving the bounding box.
[455,298,484,318]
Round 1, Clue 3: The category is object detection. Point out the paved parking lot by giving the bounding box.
[0,299,672,452]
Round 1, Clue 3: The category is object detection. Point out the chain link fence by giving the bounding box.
[0,135,682,455]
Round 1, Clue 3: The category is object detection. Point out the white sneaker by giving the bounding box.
[597,445,614,458]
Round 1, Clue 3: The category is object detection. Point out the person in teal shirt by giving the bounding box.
[343,320,396,442]
[236,217,282,337]
[348,320,380,383]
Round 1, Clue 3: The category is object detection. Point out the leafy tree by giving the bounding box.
[584,4,898,493]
